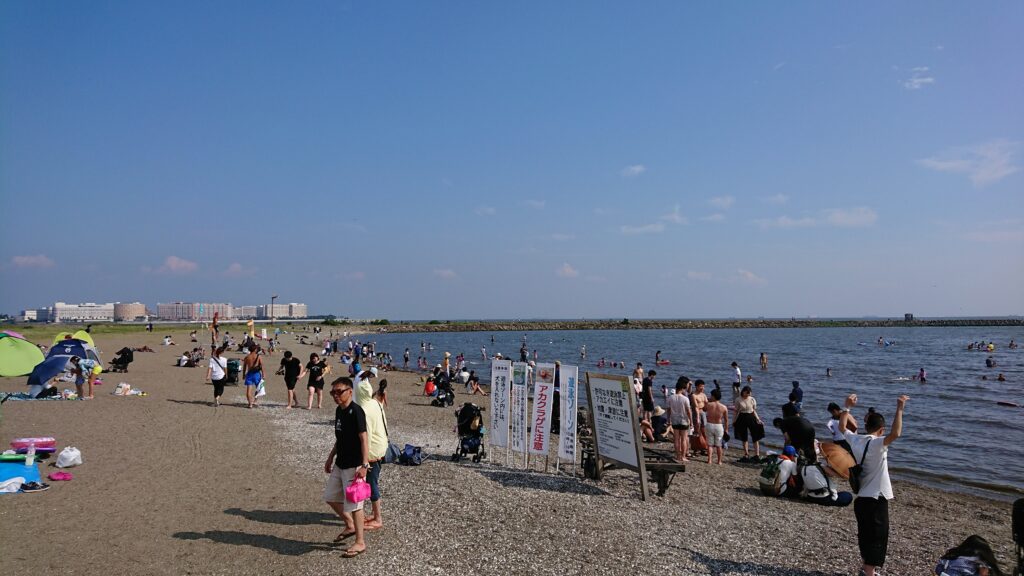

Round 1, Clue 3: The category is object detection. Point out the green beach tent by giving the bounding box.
[0,334,46,377]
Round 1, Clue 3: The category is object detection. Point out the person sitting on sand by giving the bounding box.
[163,335,175,346]
[640,407,671,443]
[704,389,729,465]
[800,458,853,507]
[179,352,192,367]
[468,371,487,396]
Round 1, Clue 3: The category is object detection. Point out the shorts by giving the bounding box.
[734,413,765,442]
[244,371,262,387]
[672,424,689,431]
[323,466,361,513]
[366,461,382,502]
[308,379,324,391]
[641,398,655,412]
[284,376,298,391]
[705,423,725,447]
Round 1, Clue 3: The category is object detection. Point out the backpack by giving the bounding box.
[758,456,783,496]
[399,444,424,466]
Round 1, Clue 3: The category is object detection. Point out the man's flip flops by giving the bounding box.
[332,530,355,544]
[342,547,365,558]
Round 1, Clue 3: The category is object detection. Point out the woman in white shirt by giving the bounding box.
[206,346,228,407]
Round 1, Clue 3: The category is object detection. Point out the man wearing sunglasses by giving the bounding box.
[323,377,370,557]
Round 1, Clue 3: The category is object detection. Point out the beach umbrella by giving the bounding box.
[27,355,73,387]
[1,330,26,339]
[0,335,46,377]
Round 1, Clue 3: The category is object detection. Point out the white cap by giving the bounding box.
[369,367,378,377]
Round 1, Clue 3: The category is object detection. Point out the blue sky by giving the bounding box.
[2,2,1021,319]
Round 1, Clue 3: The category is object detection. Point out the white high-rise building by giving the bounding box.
[51,302,115,322]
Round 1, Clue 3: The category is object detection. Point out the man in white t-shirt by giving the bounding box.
[839,395,910,576]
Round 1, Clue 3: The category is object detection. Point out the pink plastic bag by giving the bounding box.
[345,478,371,504]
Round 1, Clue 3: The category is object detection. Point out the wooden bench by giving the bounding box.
[580,439,685,496]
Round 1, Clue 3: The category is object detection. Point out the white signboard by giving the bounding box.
[558,365,579,462]
[586,373,639,468]
[509,362,529,453]
[489,359,511,448]
[261,328,268,340]
[529,363,556,456]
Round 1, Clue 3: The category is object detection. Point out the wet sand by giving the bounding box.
[0,329,1016,575]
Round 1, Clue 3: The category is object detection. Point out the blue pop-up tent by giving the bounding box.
[46,339,100,363]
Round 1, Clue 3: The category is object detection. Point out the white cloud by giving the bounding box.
[556,263,579,278]
[737,269,766,284]
[620,164,647,178]
[701,213,725,222]
[12,254,54,269]
[708,195,735,209]
[433,268,457,280]
[550,233,575,241]
[756,207,878,229]
[687,271,712,281]
[764,194,789,205]
[620,223,665,235]
[661,204,688,225]
[824,207,878,228]
[918,139,1020,187]
[756,215,817,229]
[525,199,546,210]
[962,219,1024,243]
[154,256,198,275]
[475,206,497,216]
[223,262,257,278]
[903,66,935,90]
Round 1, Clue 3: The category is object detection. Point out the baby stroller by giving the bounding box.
[451,402,486,463]
[225,359,241,384]
[431,374,455,407]
[108,347,134,373]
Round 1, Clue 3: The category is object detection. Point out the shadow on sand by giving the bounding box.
[473,467,609,496]
[224,508,341,527]
[679,548,846,576]
[173,530,335,556]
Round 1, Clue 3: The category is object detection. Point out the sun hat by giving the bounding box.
[653,406,666,417]
[368,367,378,377]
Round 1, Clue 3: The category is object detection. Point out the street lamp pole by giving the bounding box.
[271,294,278,327]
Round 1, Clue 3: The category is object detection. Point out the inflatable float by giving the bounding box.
[10,437,56,450]
[819,442,855,479]
[656,361,671,366]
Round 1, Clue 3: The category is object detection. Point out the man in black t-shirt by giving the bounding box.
[279,351,302,409]
[323,377,369,557]
[641,370,657,420]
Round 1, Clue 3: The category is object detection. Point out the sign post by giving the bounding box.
[488,359,511,465]
[557,364,579,475]
[510,362,529,468]
[529,363,556,472]
[585,372,650,500]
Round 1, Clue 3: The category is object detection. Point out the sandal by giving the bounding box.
[332,530,355,543]
[343,546,366,558]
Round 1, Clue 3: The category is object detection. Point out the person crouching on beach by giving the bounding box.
[838,395,910,576]
[323,377,370,557]
[704,389,729,465]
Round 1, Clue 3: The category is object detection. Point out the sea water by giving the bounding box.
[369,326,1024,500]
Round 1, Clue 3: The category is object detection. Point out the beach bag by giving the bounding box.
[255,379,267,398]
[345,478,371,504]
[691,431,708,452]
[384,442,402,464]
[399,444,424,466]
[848,439,872,494]
[56,446,83,468]
[758,456,783,496]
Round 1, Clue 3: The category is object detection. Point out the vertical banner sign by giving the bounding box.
[529,363,556,456]
[558,365,579,462]
[510,362,529,453]
[489,359,511,448]
[261,328,268,340]
[586,374,640,468]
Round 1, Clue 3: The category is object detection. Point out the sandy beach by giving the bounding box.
[0,329,1017,576]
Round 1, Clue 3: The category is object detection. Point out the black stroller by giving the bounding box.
[451,402,486,463]
[431,373,455,407]
[108,347,134,373]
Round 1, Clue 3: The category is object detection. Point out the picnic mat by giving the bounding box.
[0,461,41,493]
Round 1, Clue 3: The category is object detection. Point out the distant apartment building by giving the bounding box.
[234,306,258,319]
[113,302,148,321]
[19,309,44,322]
[51,302,115,322]
[156,302,234,321]
[257,303,307,319]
